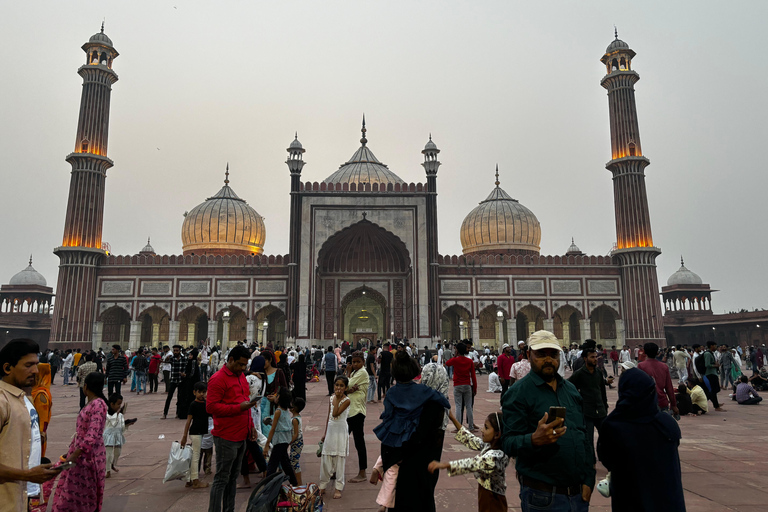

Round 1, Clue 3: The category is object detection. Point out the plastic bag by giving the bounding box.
[163,441,192,483]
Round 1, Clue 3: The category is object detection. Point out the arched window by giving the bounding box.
[81,139,89,152]
[611,59,618,71]
[619,57,627,70]
[628,142,636,156]
[100,52,108,65]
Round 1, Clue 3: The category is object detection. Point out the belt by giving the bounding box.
[519,475,581,497]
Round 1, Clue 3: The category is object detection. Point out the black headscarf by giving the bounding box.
[608,368,679,439]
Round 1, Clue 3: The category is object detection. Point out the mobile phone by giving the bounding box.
[56,461,76,471]
[548,406,566,421]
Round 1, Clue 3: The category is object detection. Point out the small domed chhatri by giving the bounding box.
[9,256,47,287]
[181,166,266,256]
[667,256,703,286]
[460,166,541,255]
[323,117,406,186]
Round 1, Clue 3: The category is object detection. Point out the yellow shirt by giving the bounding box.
[0,380,32,512]
[347,368,369,418]
[688,385,708,413]
[73,352,82,366]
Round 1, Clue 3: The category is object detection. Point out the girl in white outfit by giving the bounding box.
[104,393,132,478]
[319,375,350,499]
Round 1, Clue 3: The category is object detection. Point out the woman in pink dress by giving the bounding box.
[51,371,108,512]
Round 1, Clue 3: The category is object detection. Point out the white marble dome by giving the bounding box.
[460,170,541,255]
[9,257,47,287]
[667,258,703,286]
[181,172,265,256]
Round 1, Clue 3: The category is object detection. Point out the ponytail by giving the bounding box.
[84,372,108,406]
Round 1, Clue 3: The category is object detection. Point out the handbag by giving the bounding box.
[163,441,193,483]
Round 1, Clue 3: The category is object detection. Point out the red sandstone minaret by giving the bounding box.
[601,31,665,346]
[50,25,118,348]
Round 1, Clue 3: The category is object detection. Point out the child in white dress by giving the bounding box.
[319,375,350,499]
[104,393,134,478]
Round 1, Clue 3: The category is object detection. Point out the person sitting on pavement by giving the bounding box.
[734,375,763,405]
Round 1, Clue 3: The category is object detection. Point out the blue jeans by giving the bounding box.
[208,437,246,512]
[367,375,377,401]
[62,368,71,385]
[453,385,473,428]
[135,371,147,393]
[520,485,589,512]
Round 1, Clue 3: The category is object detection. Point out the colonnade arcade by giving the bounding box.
[440,303,624,349]
[97,303,286,350]
[0,296,52,315]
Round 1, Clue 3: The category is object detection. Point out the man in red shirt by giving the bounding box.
[637,342,679,418]
[496,344,516,403]
[206,345,260,512]
[444,342,478,431]
[609,346,620,376]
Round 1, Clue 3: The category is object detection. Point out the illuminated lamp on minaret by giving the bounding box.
[601,29,665,346]
[51,24,118,348]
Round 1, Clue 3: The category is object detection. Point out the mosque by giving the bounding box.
[3,28,698,351]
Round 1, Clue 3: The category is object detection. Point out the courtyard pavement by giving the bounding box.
[44,367,768,511]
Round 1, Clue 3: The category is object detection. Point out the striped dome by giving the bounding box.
[181,178,265,256]
[460,174,541,255]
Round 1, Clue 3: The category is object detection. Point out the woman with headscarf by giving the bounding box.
[291,353,307,402]
[597,368,685,512]
[176,349,200,419]
[32,363,53,457]
[419,357,450,492]
[374,350,450,512]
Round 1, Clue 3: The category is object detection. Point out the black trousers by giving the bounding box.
[325,371,336,395]
[148,373,159,393]
[79,388,86,409]
[163,370,170,392]
[164,382,180,417]
[240,438,267,476]
[500,379,509,405]
[51,366,58,384]
[108,380,122,397]
[378,373,391,400]
[266,443,298,485]
[705,374,721,408]
[347,413,367,471]
[584,415,605,458]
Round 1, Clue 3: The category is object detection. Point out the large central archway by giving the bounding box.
[314,219,412,341]
[340,287,387,345]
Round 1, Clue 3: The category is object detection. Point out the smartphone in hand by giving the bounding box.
[548,406,566,422]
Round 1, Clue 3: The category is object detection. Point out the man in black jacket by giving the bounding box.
[568,347,613,456]
[106,344,128,395]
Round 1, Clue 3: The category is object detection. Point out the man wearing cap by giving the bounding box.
[496,344,515,401]
[502,330,594,511]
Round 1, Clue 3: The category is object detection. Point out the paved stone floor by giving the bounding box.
[45,369,768,511]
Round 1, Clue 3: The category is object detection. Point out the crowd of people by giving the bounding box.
[1,333,766,512]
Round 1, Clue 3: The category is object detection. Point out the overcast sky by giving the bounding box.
[1,1,766,315]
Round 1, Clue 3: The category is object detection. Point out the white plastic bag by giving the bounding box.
[163,441,192,483]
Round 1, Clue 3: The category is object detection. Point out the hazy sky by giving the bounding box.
[1,1,766,314]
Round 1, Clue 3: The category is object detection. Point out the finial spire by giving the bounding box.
[494,164,500,187]
[101,20,105,33]
[29,254,33,266]
[147,237,151,245]
[294,131,298,140]
[572,237,575,244]
[429,133,432,141]
[680,255,684,266]
[224,162,230,185]
[614,25,618,39]
[360,114,368,146]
